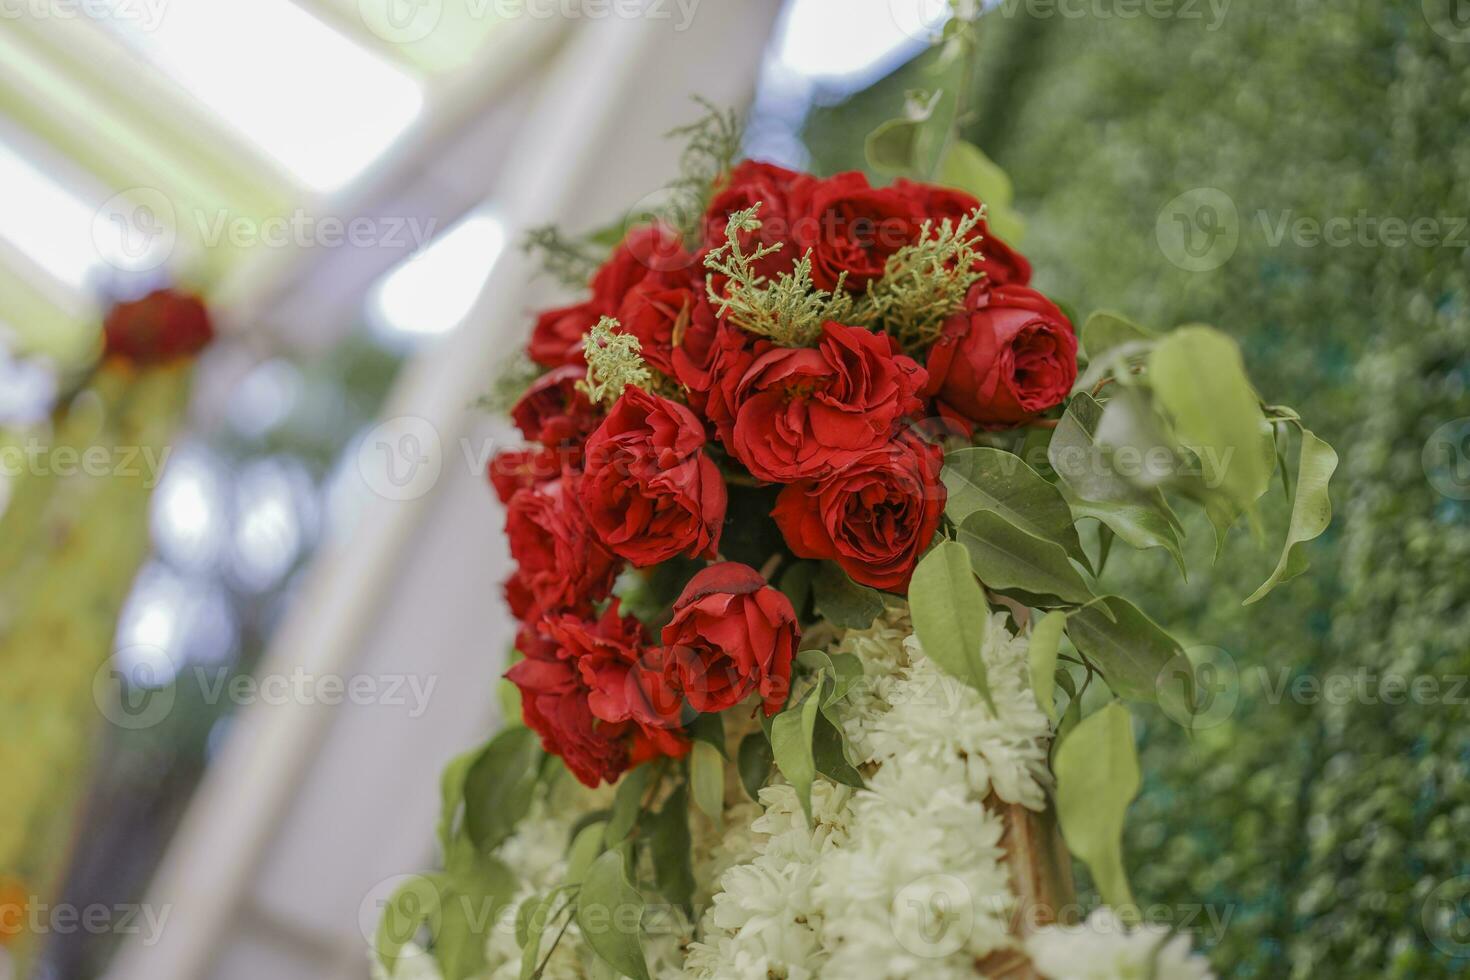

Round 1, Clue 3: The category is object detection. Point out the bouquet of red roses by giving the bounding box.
[380,86,1334,977]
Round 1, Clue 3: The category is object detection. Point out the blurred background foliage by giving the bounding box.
[801,2,1470,976]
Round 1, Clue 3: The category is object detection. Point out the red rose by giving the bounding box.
[614,269,714,376]
[510,365,603,455]
[892,179,1032,288]
[671,318,767,447]
[923,284,1078,433]
[792,172,923,292]
[505,475,620,619]
[547,605,688,758]
[526,225,688,369]
[729,321,927,482]
[580,387,726,567]
[506,641,630,787]
[487,447,563,504]
[772,429,946,591]
[661,562,798,716]
[701,160,817,282]
[103,289,214,364]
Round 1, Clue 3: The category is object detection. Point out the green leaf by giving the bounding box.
[577,851,651,980]
[771,681,824,824]
[1147,326,1273,513]
[812,710,865,788]
[737,732,774,802]
[463,727,541,854]
[1081,311,1156,361]
[1066,597,1191,717]
[1028,611,1067,722]
[777,560,817,620]
[647,784,695,908]
[957,511,1093,605]
[812,562,886,628]
[1244,425,1337,605]
[686,712,727,758]
[517,894,553,980]
[435,855,516,980]
[909,540,995,710]
[1053,703,1140,916]
[796,648,864,706]
[690,741,725,828]
[603,766,652,848]
[935,138,1025,242]
[374,874,444,974]
[942,446,1092,573]
[437,746,483,858]
[1050,392,1186,575]
[865,95,941,175]
[566,822,606,887]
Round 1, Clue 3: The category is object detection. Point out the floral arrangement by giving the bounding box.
[0,288,213,974]
[375,18,1336,979]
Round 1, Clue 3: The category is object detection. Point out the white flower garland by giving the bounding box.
[377,609,1214,980]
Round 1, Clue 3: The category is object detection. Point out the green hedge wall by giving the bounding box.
[802,4,1470,975]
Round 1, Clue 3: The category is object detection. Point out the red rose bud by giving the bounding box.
[614,267,714,376]
[662,562,799,716]
[103,289,214,364]
[773,429,947,592]
[892,178,1032,288]
[923,284,1078,433]
[792,171,924,292]
[510,364,603,454]
[579,387,726,567]
[525,225,689,369]
[550,604,688,758]
[730,321,926,483]
[487,447,563,505]
[700,160,818,282]
[506,623,635,788]
[504,474,620,620]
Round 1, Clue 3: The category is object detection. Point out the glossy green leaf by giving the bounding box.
[1054,703,1140,916]
[796,648,864,706]
[812,710,865,788]
[375,874,444,974]
[777,560,817,619]
[935,138,1024,242]
[1081,311,1156,360]
[437,746,482,857]
[812,561,886,628]
[463,727,541,854]
[1148,326,1273,513]
[566,822,606,887]
[909,540,995,710]
[1244,425,1337,604]
[736,731,774,802]
[1029,611,1067,722]
[577,851,651,980]
[943,447,1091,573]
[603,766,652,848]
[957,511,1093,604]
[1066,597,1191,717]
[435,855,516,980]
[771,681,824,824]
[686,712,727,758]
[1050,393,1186,575]
[690,741,725,828]
[647,784,695,908]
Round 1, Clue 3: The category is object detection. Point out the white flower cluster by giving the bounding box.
[685,607,1051,979]
[375,608,1213,980]
[1026,909,1216,980]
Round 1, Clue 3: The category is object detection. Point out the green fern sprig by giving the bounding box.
[702,205,856,347]
[521,224,606,289]
[579,318,652,406]
[665,98,744,242]
[856,209,988,350]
